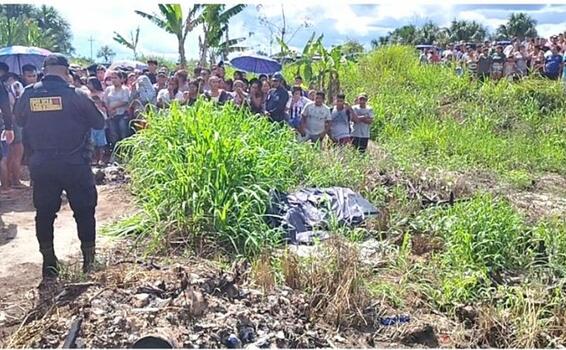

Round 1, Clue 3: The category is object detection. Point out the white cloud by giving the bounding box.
[42,1,566,61]
[456,11,507,30]
[536,23,566,38]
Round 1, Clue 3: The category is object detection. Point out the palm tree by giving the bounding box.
[389,25,418,45]
[0,4,73,53]
[210,37,247,63]
[34,5,74,54]
[446,20,488,43]
[97,45,116,63]
[113,27,140,59]
[496,12,537,40]
[198,4,246,65]
[136,4,202,67]
[416,21,441,45]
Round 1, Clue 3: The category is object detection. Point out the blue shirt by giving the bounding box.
[545,54,562,75]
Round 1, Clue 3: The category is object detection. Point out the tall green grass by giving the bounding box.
[341,45,566,176]
[115,100,371,255]
[411,194,566,307]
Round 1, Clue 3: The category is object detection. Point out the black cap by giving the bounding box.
[43,53,69,68]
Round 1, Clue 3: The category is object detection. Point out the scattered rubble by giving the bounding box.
[3,247,461,349]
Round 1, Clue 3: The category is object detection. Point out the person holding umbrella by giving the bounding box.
[264,72,289,123]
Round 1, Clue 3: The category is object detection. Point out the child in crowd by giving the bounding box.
[90,96,108,166]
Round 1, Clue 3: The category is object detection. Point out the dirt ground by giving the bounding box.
[0,181,134,337]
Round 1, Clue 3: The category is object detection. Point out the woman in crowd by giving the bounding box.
[87,77,105,100]
[231,80,248,107]
[131,75,157,106]
[248,80,265,114]
[503,55,517,81]
[157,76,184,108]
[286,86,311,133]
[127,72,137,89]
[204,76,232,105]
[514,45,529,78]
[104,70,131,144]
[175,70,190,92]
[85,77,108,165]
[261,80,271,97]
[224,78,234,93]
[491,45,505,80]
[90,95,108,165]
[184,80,200,106]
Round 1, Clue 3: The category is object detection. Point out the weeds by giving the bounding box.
[342,46,566,180]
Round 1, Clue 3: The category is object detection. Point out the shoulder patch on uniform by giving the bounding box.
[30,97,63,112]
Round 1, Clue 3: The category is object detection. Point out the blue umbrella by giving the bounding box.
[230,54,282,74]
[0,46,52,75]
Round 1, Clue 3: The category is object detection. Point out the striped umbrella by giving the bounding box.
[0,46,52,75]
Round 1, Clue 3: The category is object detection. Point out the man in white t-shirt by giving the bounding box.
[300,91,331,143]
[351,93,374,153]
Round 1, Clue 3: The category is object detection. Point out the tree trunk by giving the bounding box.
[178,36,187,68]
[199,36,208,67]
[223,28,229,61]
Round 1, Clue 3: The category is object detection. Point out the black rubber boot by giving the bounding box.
[81,244,96,274]
[40,247,59,279]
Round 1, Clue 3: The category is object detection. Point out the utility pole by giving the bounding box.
[88,36,95,61]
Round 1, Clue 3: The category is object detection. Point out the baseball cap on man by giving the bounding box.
[43,53,70,68]
[272,72,284,81]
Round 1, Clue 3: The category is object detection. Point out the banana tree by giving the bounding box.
[113,27,140,59]
[283,33,353,104]
[136,4,202,67]
[198,4,246,65]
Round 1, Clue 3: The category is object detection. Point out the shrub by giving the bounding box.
[118,101,303,255]
[116,100,372,256]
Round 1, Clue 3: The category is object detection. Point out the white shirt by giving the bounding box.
[352,105,374,138]
[104,85,130,116]
[157,89,184,106]
[302,102,331,136]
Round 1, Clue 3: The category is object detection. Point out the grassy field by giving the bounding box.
[113,45,566,347]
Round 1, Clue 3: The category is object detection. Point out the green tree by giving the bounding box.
[446,19,488,42]
[113,27,140,59]
[97,45,116,63]
[136,4,202,67]
[496,12,537,40]
[341,39,365,55]
[198,4,247,65]
[389,24,419,45]
[0,4,74,53]
[416,21,441,45]
[370,36,389,49]
[34,5,74,54]
[282,33,354,103]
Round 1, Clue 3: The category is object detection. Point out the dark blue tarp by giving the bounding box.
[268,187,378,244]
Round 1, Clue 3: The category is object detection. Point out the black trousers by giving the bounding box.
[29,159,97,250]
[352,137,369,153]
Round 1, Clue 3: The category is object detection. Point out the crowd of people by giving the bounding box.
[0,57,374,191]
[419,33,566,81]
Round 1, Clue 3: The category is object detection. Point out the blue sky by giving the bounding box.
[45,1,566,62]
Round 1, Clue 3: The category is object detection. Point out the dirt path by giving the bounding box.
[0,182,134,330]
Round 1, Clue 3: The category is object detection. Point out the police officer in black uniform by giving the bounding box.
[14,54,105,280]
